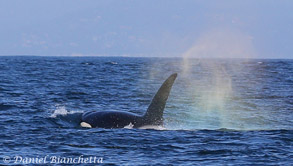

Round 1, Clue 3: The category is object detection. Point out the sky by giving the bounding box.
[0,0,293,59]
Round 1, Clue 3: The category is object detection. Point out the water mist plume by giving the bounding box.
[180,28,257,130]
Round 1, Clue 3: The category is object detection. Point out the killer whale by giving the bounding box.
[80,73,177,129]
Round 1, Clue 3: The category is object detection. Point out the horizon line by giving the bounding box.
[0,54,292,60]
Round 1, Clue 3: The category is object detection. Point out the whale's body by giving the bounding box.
[81,73,177,128]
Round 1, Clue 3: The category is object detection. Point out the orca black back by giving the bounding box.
[81,73,177,128]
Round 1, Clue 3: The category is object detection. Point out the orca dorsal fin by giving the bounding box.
[143,73,177,125]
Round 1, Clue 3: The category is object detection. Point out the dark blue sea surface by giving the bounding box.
[0,56,292,165]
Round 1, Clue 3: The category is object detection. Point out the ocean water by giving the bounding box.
[0,56,292,165]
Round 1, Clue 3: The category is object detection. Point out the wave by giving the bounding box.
[48,106,84,128]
